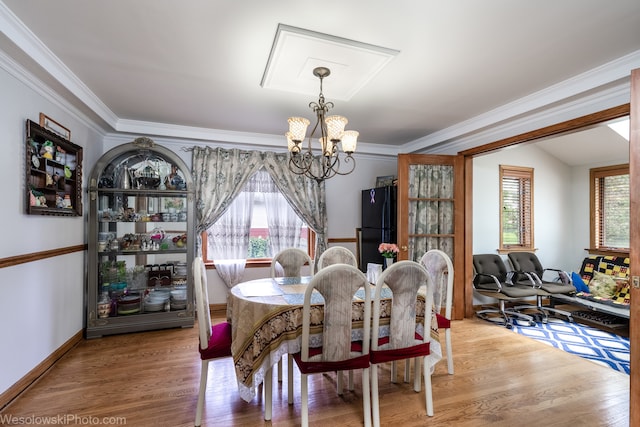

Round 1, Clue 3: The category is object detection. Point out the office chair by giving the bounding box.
[472,254,539,328]
[507,251,575,322]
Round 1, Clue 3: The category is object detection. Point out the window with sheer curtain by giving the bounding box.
[590,164,629,253]
[204,169,311,263]
[499,165,534,251]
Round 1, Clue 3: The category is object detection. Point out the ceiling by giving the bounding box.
[1,1,640,159]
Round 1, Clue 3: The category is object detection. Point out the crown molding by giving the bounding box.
[0,42,107,138]
[415,79,631,156]
[105,125,399,159]
[402,49,640,154]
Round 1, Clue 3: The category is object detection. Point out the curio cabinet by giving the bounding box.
[86,137,194,338]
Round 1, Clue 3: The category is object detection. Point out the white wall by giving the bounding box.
[474,144,573,267]
[0,64,103,394]
[472,143,572,304]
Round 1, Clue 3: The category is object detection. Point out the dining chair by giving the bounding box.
[317,245,358,393]
[271,247,315,277]
[292,263,372,427]
[318,246,358,270]
[270,247,315,404]
[371,260,435,427]
[193,257,233,427]
[420,249,454,375]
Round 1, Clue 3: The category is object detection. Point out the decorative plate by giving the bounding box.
[31,155,40,168]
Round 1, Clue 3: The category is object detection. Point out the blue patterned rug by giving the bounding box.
[511,318,630,374]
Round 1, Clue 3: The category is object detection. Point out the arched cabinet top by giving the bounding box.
[89,137,192,193]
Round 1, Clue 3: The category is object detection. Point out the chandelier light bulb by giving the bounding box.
[341,130,359,154]
[287,117,310,142]
[325,115,348,141]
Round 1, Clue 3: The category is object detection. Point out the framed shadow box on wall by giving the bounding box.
[25,119,83,216]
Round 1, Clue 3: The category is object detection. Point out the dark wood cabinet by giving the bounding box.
[25,119,83,216]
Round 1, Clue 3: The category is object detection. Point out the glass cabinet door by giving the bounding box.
[87,138,194,338]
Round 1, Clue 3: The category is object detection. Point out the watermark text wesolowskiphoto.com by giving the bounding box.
[0,413,127,425]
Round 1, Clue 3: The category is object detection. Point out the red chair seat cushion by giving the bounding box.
[293,342,369,374]
[370,342,431,364]
[436,313,450,329]
[376,331,423,347]
[199,322,232,360]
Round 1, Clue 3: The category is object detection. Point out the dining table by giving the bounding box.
[227,275,442,417]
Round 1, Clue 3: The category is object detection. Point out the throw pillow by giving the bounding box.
[612,278,631,304]
[579,256,600,283]
[588,271,618,299]
[571,272,590,293]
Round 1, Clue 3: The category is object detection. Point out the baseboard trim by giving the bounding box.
[210,303,227,318]
[0,330,83,410]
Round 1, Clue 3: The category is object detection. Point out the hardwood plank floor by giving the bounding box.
[1,316,629,426]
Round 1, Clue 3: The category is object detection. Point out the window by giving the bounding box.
[203,169,313,265]
[499,165,533,251]
[590,164,629,253]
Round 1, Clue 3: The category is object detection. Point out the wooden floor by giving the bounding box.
[1,315,630,427]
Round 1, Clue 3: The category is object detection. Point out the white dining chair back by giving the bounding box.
[420,249,454,374]
[371,260,435,426]
[270,247,314,277]
[317,245,359,393]
[318,246,358,269]
[293,263,372,427]
[193,257,232,427]
[270,247,314,402]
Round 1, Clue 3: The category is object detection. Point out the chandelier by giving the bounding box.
[286,67,358,183]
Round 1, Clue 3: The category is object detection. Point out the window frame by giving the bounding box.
[202,229,316,268]
[498,165,534,253]
[589,163,630,256]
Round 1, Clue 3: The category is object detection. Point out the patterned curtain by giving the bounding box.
[407,164,454,261]
[191,147,263,288]
[263,152,328,265]
[257,170,305,254]
[191,146,263,234]
[207,191,253,288]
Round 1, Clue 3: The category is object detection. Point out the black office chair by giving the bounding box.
[472,254,538,328]
[507,252,575,323]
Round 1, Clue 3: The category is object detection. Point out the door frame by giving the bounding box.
[628,68,639,427]
[397,154,465,319]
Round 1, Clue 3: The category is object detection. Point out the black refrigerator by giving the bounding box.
[359,186,397,272]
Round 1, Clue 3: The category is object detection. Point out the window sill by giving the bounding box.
[585,248,630,258]
[203,259,272,269]
[497,247,536,254]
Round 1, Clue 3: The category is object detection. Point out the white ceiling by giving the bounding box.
[1,0,640,160]
[534,120,630,166]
